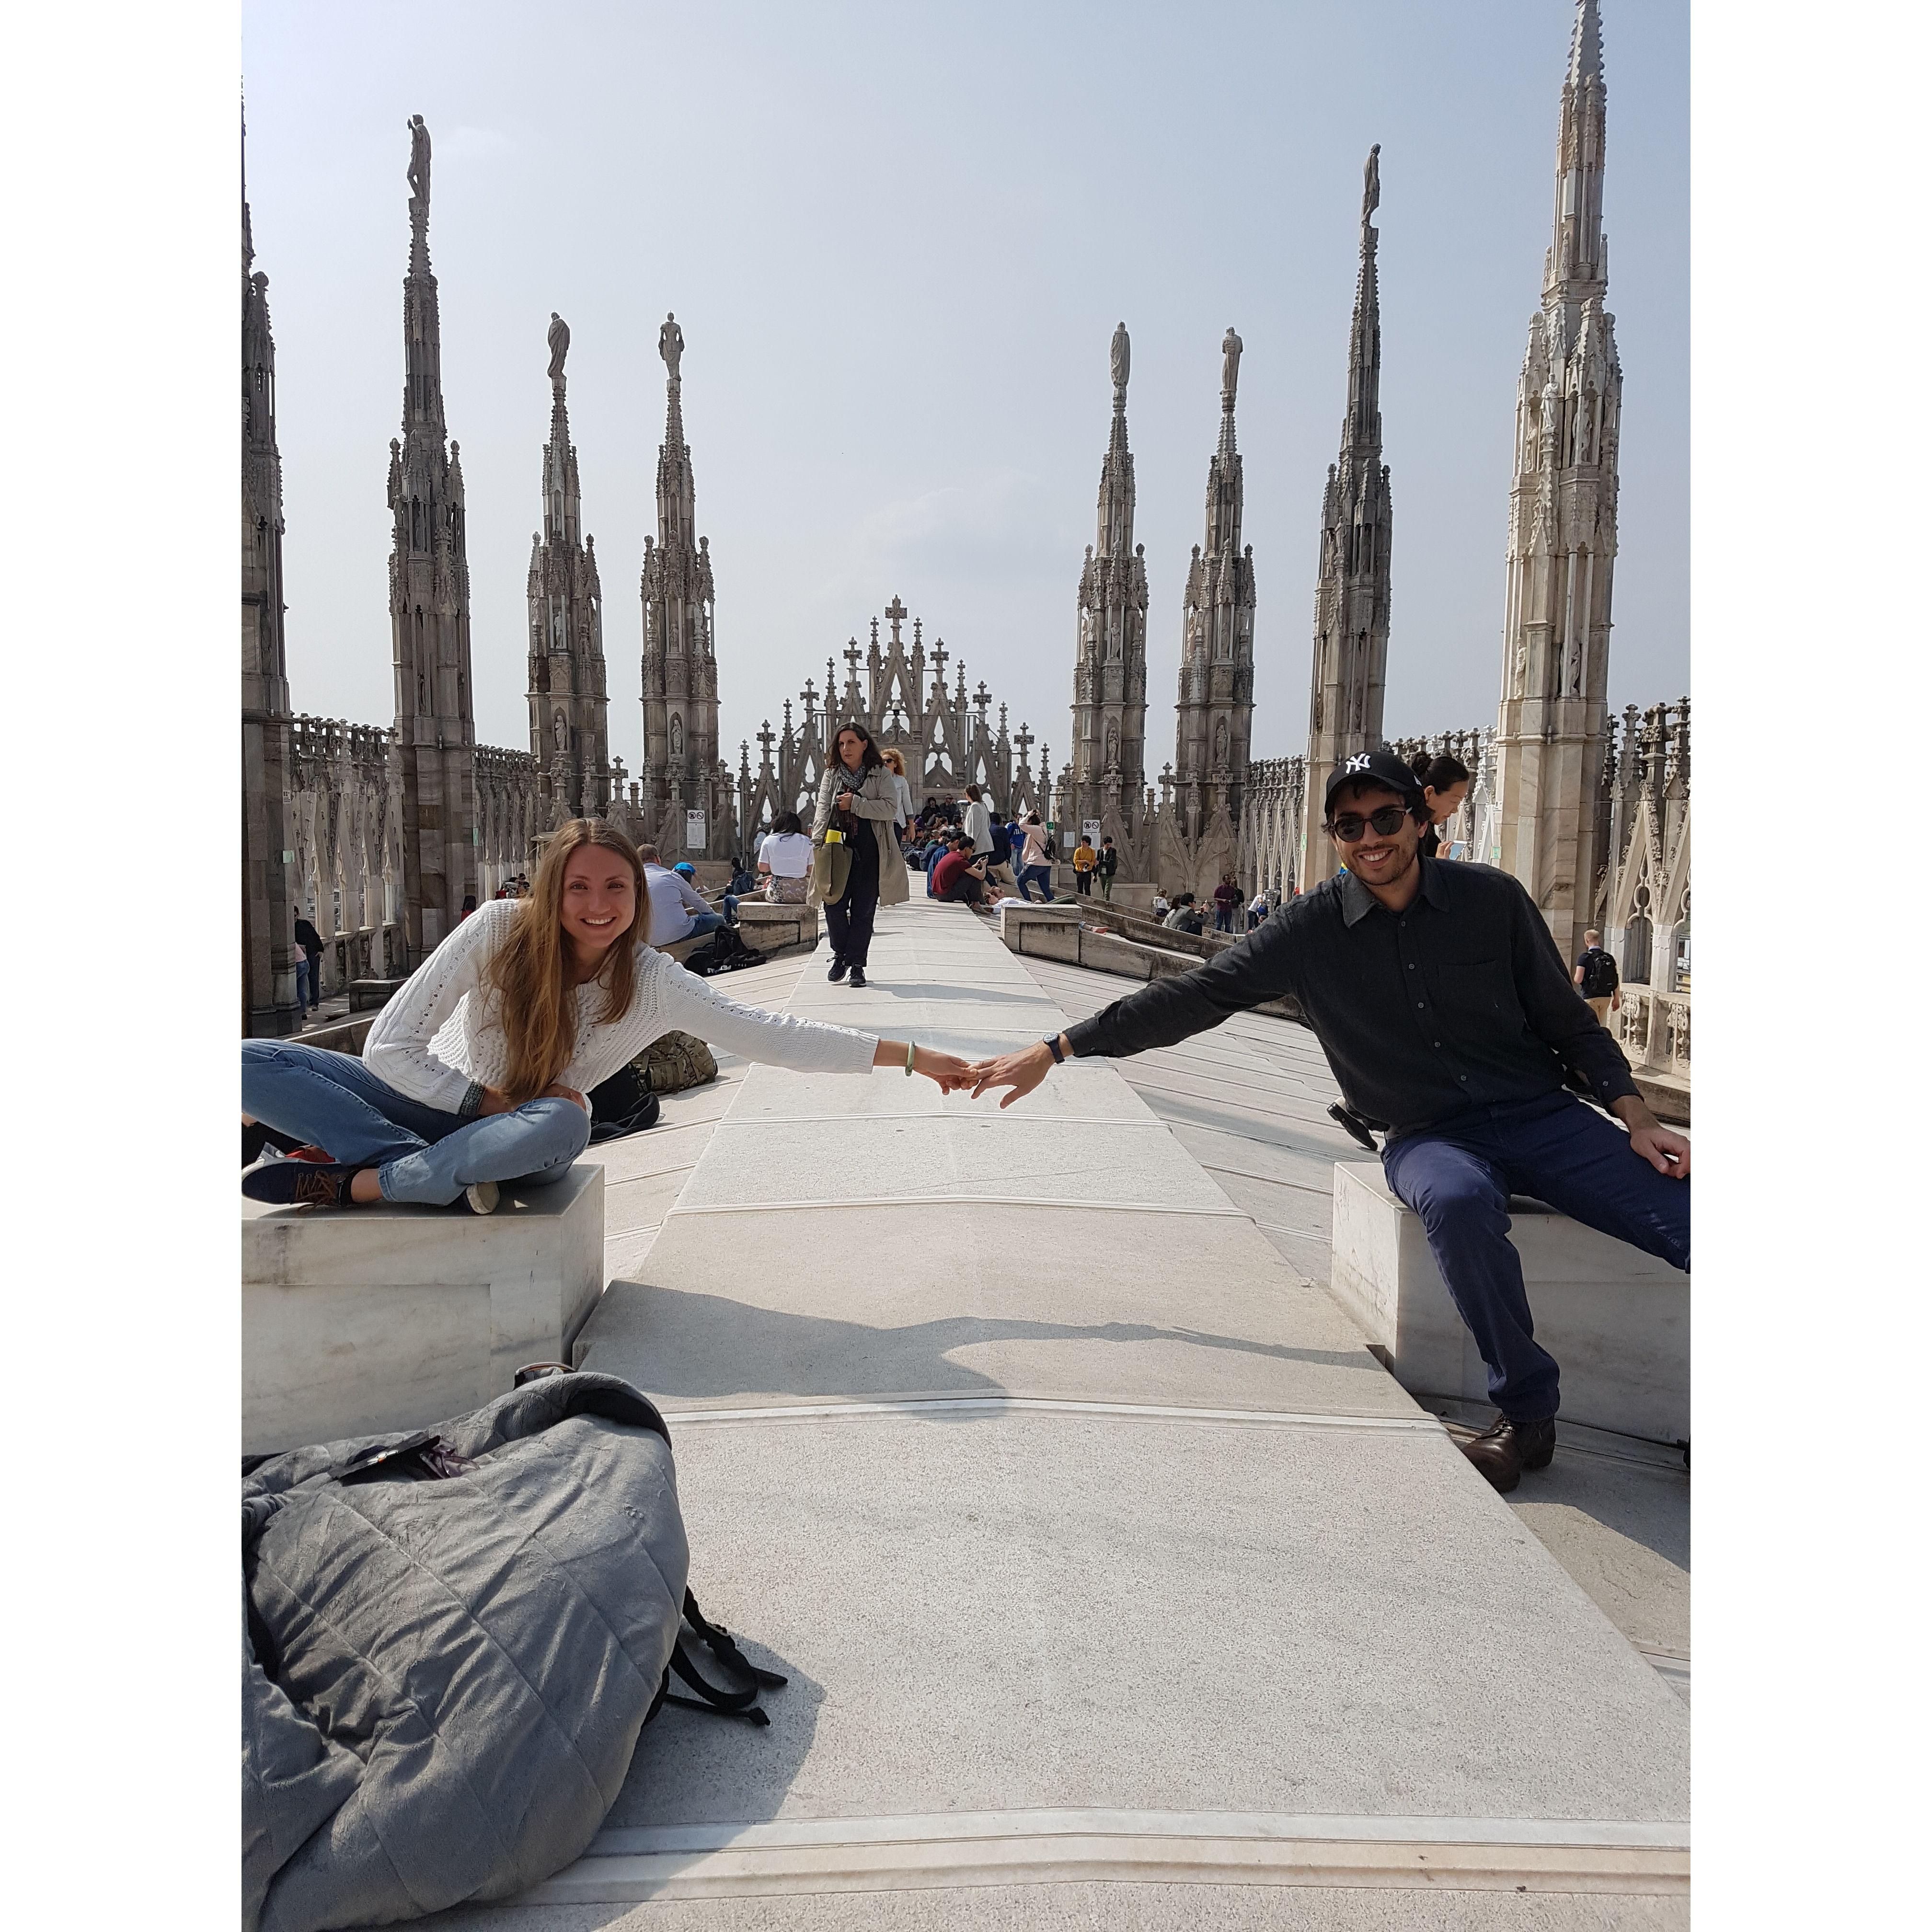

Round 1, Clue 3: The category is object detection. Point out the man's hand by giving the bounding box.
[1612,1096,1689,1177]
[967,1040,1058,1109]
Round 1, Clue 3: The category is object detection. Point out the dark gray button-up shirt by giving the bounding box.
[1065,860,1638,1138]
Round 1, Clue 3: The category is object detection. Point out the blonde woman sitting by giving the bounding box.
[241,819,968,1213]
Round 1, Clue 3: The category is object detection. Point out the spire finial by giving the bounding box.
[1570,0,1604,85]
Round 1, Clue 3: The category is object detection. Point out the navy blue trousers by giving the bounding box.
[1380,1091,1690,1423]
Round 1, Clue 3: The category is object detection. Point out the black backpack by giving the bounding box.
[1578,947,1620,999]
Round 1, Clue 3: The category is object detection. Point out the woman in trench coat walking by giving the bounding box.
[812,719,908,989]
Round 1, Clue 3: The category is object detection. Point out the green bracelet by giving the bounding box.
[905,1040,916,1077]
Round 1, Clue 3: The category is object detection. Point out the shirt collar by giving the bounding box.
[1338,856,1447,927]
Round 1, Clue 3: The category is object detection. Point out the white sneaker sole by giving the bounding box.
[465,1181,501,1216]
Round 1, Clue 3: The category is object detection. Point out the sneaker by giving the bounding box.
[847,966,867,988]
[464,1181,501,1216]
[242,1160,359,1208]
[827,958,848,983]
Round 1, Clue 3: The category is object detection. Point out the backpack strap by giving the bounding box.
[645,1590,789,1727]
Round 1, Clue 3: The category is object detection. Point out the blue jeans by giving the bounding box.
[241,1040,590,1206]
[1381,1091,1690,1423]
[294,959,313,1012]
[682,909,728,942]
[1015,864,1053,902]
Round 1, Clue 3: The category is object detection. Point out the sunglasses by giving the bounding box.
[1326,805,1413,842]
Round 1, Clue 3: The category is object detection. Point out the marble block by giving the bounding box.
[242,1164,605,1456]
[736,897,820,955]
[1329,1161,1689,1446]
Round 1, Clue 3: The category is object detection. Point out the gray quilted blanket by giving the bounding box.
[242,1373,689,1931]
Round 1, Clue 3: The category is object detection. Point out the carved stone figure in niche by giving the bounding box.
[1221,327,1243,405]
[659,312,684,382]
[1110,321,1130,393]
[1105,723,1119,771]
[669,715,683,759]
[1565,629,1585,697]
[547,312,570,383]
[1214,719,1229,768]
[406,115,431,214]
[553,710,568,753]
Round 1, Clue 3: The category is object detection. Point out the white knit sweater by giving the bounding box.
[362,899,877,1114]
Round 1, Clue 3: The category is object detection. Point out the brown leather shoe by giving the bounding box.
[1460,1414,1557,1494]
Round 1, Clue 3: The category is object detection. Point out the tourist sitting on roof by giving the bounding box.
[241,819,971,1215]
[960,748,1690,1496]
[931,833,990,909]
[666,857,738,935]
[756,811,812,904]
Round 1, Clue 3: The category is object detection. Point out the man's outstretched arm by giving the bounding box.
[969,915,1298,1107]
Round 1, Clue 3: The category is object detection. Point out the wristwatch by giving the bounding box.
[1044,1034,1065,1064]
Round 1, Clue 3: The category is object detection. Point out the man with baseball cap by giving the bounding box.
[963,747,1690,1494]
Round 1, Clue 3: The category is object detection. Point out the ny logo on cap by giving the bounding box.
[1344,753,1372,773]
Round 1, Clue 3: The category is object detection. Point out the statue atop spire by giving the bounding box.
[659,311,684,384]
[1362,142,1380,227]
[547,311,570,385]
[1109,321,1130,398]
[406,114,431,236]
[1220,327,1243,408]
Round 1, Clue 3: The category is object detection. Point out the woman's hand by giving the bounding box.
[541,1082,590,1114]
[913,1046,974,1092]
[476,1085,516,1116]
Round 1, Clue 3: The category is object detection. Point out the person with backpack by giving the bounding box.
[1095,835,1119,901]
[1014,813,1054,903]
[1573,928,1622,1024]
[961,748,1689,1497]
[241,818,972,1214]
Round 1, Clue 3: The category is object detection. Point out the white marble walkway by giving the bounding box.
[424,895,1689,1931]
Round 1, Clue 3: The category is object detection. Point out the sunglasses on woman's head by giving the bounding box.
[1326,805,1413,842]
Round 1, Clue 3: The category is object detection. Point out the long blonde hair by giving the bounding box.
[485,819,649,1102]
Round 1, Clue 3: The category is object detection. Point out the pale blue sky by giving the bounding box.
[242,0,1687,779]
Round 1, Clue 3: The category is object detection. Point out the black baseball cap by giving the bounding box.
[1322,749,1422,819]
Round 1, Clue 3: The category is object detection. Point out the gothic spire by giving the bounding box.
[400,114,446,450]
[1097,321,1136,563]
[1343,144,1383,464]
[541,311,578,548]
[1545,0,1609,317]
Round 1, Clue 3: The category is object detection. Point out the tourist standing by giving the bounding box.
[1247,889,1269,931]
[1014,814,1055,903]
[242,819,971,1213]
[1212,873,1242,932]
[963,749,1690,1496]
[814,718,906,989]
[1573,928,1622,1025]
[1409,751,1472,860]
[293,910,324,1018]
[757,811,813,903]
[962,784,993,863]
[1096,836,1119,902]
[881,747,915,841]
[1071,834,1098,896]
